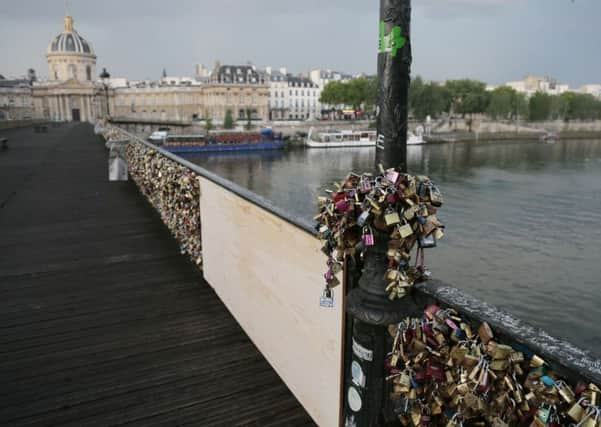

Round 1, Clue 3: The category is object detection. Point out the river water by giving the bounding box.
[189,139,601,356]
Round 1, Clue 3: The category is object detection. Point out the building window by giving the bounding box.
[86,66,92,81]
[68,64,77,80]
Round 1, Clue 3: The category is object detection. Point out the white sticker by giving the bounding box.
[352,338,373,362]
[376,134,385,150]
[348,386,363,412]
[351,360,366,388]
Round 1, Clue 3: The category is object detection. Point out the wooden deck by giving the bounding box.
[0,123,315,426]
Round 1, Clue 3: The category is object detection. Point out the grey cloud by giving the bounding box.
[0,0,599,87]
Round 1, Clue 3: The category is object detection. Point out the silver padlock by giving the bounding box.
[320,286,334,308]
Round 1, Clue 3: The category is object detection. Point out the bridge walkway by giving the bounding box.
[0,123,314,426]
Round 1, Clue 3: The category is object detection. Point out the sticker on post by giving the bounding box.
[376,134,385,151]
[352,338,373,362]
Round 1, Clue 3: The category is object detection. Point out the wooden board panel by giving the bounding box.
[199,177,343,427]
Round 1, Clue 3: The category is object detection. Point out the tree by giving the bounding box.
[561,92,601,120]
[204,117,213,133]
[320,81,347,107]
[223,109,234,129]
[487,86,528,120]
[364,77,378,113]
[409,76,451,121]
[445,79,489,116]
[245,108,253,130]
[528,92,553,121]
[445,79,489,131]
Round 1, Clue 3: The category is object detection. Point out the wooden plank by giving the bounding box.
[200,177,344,427]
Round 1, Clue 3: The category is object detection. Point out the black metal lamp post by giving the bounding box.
[99,68,111,119]
[343,1,412,426]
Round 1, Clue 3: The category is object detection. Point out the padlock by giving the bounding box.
[567,397,587,422]
[359,175,372,193]
[530,355,546,368]
[418,233,437,248]
[537,405,551,424]
[319,286,334,308]
[362,226,375,247]
[386,169,400,184]
[384,207,401,226]
[490,359,510,371]
[397,222,414,239]
[478,322,494,344]
[357,209,371,227]
[493,344,513,360]
[328,259,343,275]
[555,380,576,404]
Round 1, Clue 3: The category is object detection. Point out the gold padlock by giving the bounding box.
[490,359,510,371]
[492,344,512,360]
[478,322,494,344]
[397,222,413,238]
[567,398,587,422]
[530,354,546,368]
[556,380,576,404]
[384,208,401,226]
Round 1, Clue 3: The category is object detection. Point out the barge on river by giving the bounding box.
[152,128,285,154]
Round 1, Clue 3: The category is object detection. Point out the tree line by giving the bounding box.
[320,76,601,122]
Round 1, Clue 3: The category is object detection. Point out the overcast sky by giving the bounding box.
[1,0,599,87]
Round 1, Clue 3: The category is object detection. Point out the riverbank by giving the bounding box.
[425,129,601,144]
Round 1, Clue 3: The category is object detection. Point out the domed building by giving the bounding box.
[47,15,97,83]
[33,15,108,123]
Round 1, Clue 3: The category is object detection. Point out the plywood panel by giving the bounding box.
[199,177,343,427]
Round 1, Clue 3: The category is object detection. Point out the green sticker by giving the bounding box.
[379,21,406,57]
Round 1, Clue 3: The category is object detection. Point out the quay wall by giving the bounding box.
[0,120,49,131]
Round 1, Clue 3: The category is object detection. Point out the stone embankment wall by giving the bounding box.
[434,117,601,135]
[0,120,48,131]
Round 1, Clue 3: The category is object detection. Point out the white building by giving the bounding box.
[309,69,353,89]
[578,84,601,99]
[506,75,569,97]
[265,67,321,120]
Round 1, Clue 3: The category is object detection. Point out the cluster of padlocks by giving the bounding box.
[126,142,202,268]
[385,305,600,426]
[316,166,444,303]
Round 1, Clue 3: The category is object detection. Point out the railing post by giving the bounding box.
[343,1,412,426]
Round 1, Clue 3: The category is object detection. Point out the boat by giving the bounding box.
[305,128,424,148]
[160,128,285,154]
[306,128,376,148]
[148,130,168,143]
[540,131,560,143]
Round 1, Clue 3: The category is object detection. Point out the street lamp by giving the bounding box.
[99,68,111,119]
[343,1,413,426]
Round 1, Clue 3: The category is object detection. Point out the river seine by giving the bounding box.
[190,138,601,356]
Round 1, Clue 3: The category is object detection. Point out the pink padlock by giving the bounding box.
[386,169,400,184]
[335,199,349,213]
[362,227,375,246]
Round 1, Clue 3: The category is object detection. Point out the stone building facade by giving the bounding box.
[111,63,269,124]
[0,77,35,120]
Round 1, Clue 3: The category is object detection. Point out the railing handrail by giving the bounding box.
[115,125,317,236]
[417,280,601,385]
